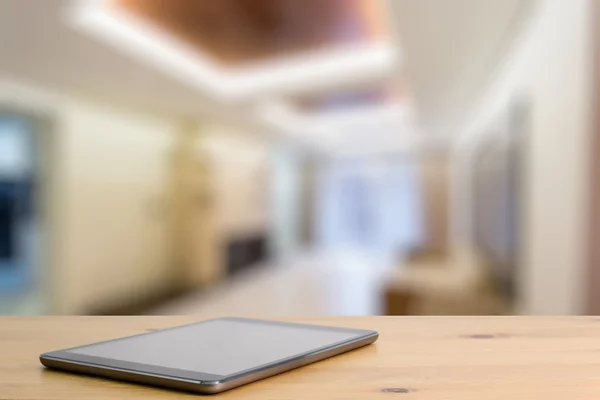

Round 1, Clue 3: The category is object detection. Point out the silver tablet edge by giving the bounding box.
[40,331,378,394]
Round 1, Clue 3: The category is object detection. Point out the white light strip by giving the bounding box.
[229,41,398,97]
[66,0,400,101]
[66,0,228,97]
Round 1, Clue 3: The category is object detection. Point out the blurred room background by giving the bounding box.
[0,0,597,316]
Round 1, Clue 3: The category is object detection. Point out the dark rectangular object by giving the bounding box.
[226,234,268,275]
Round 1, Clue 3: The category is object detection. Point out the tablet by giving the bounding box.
[40,317,378,394]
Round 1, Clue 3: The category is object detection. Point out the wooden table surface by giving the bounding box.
[2,316,600,399]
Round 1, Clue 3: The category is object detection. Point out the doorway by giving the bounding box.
[0,112,52,314]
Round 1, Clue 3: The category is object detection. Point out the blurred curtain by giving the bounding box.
[316,158,423,257]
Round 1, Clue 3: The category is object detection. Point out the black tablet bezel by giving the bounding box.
[40,317,378,385]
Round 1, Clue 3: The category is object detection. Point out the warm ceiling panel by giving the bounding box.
[112,0,390,66]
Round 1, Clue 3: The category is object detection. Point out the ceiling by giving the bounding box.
[387,0,533,137]
[113,0,388,66]
[0,0,534,142]
[0,0,222,118]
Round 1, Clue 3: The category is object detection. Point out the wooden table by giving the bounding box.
[2,316,600,399]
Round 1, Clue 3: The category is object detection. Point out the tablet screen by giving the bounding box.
[67,319,360,376]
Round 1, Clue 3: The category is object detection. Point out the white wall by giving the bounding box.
[58,100,178,313]
[451,0,592,314]
[270,143,304,260]
[0,77,180,314]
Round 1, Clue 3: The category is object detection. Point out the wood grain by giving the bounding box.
[2,317,600,399]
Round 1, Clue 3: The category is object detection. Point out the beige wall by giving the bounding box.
[57,100,179,313]
[202,127,271,238]
[451,0,592,314]
[0,77,182,314]
[179,124,271,286]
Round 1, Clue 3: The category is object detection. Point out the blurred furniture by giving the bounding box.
[384,248,512,315]
[419,154,451,252]
[226,233,268,275]
[3,316,600,399]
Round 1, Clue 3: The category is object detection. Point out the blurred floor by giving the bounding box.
[149,250,398,316]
